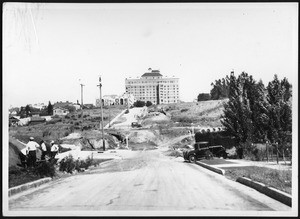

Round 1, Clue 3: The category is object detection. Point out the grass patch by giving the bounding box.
[223,166,292,194]
[9,167,43,188]
[9,157,110,188]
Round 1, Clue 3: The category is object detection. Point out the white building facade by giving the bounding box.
[53,107,70,116]
[125,68,180,105]
[95,94,136,107]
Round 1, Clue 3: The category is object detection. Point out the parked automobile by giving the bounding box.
[183,141,228,163]
[131,122,142,128]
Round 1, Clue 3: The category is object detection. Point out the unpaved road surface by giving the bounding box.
[8,149,291,215]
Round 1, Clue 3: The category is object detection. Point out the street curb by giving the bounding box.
[237,177,292,207]
[8,177,52,197]
[195,161,225,175]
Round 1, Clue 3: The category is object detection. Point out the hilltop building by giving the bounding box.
[125,68,180,105]
[53,107,70,116]
[95,93,135,107]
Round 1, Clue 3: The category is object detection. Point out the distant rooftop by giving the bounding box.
[141,69,162,77]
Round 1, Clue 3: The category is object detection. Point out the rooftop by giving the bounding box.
[141,70,162,77]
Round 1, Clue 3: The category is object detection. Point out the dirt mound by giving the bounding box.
[60,130,120,150]
[142,114,172,128]
[9,138,42,168]
[128,130,160,145]
[9,142,22,167]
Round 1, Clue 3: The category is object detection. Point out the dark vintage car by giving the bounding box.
[131,122,142,128]
[183,141,228,163]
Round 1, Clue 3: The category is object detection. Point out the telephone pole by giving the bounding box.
[80,83,85,109]
[97,76,105,151]
[79,81,85,130]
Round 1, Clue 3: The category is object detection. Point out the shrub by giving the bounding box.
[64,131,70,137]
[69,125,74,132]
[65,115,70,119]
[43,130,51,137]
[173,116,194,123]
[146,101,153,107]
[59,155,76,173]
[180,108,189,113]
[33,159,57,177]
[9,166,23,175]
[133,100,146,107]
[59,155,96,174]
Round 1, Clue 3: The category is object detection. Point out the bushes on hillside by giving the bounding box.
[197,93,211,101]
[172,116,194,123]
[33,159,57,177]
[59,155,99,174]
[133,100,146,107]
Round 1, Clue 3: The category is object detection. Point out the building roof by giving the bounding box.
[9,116,20,121]
[53,106,69,111]
[30,117,46,122]
[141,70,162,77]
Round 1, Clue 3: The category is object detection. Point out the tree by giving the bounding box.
[221,72,255,143]
[146,101,153,107]
[25,105,31,117]
[64,105,76,113]
[221,72,292,159]
[18,106,27,118]
[210,75,230,100]
[266,75,292,148]
[133,100,146,107]
[47,101,53,115]
[250,80,270,142]
[197,93,211,101]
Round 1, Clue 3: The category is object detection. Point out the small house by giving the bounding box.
[9,116,20,127]
[29,117,46,125]
[53,107,70,116]
[73,104,81,111]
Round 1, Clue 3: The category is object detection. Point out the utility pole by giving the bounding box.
[97,76,105,151]
[80,82,85,109]
[79,81,85,131]
[108,104,111,128]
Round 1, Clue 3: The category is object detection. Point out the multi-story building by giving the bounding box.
[125,68,180,105]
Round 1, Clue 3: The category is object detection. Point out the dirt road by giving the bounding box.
[8,149,291,216]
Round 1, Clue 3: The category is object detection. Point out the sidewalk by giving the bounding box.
[195,158,292,207]
[200,158,292,171]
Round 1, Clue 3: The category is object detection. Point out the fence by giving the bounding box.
[254,145,292,164]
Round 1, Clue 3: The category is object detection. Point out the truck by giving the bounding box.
[183,131,228,162]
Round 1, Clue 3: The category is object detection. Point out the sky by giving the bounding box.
[3,3,298,108]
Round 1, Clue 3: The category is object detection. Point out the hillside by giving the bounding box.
[160,99,227,128]
[9,105,126,145]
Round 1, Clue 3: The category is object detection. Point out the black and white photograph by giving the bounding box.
[2,2,298,217]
